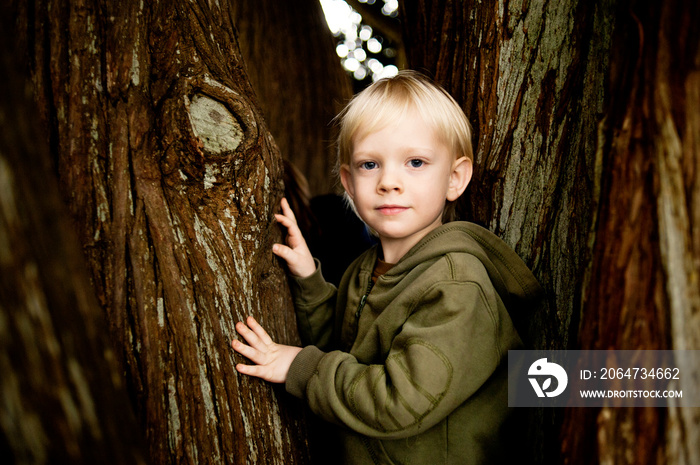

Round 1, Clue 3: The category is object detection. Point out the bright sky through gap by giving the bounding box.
[319,0,399,82]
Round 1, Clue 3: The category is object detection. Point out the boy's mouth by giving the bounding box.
[376,205,408,215]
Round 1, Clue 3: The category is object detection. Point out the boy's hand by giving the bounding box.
[273,197,316,278]
[231,316,302,384]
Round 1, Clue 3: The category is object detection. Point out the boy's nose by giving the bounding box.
[377,170,402,193]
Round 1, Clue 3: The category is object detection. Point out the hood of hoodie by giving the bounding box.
[362,221,543,309]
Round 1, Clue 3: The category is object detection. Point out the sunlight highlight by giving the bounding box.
[320,0,400,83]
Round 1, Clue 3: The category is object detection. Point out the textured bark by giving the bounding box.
[401,0,699,464]
[401,0,612,351]
[0,12,147,463]
[400,1,614,462]
[231,0,353,196]
[563,1,700,464]
[14,0,311,463]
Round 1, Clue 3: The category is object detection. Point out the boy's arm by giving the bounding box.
[287,263,337,348]
[230,198,339,378]
[273,197,338,348]
[286,279,520,440]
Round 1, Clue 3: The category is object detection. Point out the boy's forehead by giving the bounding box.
[351,113,451,149]
[353,110,425,140]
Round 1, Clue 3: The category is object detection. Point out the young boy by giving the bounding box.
[231,71,542,464]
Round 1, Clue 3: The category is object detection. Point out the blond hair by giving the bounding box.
[335,70,473,222]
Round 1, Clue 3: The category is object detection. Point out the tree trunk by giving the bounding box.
[562,1,700,464]
[401,0,612,351]
[14,0,311,463]
[0,11,147,463]
[400,1,614,462]
[400,0,699,464]
[231,0,353,196]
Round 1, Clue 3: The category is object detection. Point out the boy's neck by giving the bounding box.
[379,240,409,264]
[379,224,442,263]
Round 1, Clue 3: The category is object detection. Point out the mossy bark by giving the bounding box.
[11,0,313,463]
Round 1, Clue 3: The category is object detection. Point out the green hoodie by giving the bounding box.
[286,221,542,464]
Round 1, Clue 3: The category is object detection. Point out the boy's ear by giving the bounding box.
[447,157,472,201]
[339,164,355,200]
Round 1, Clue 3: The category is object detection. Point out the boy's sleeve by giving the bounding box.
[287,259,338,349]
[285,279,520,440]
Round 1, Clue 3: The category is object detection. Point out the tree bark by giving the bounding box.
[14,0,311,463]
[401,0,699,464]
[231,0,353,196]
[0,10,147,463]
[401,0,612,351]
[563,1,700,464]
[400,1,614,462]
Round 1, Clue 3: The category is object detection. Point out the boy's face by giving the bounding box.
[340,110,471,262]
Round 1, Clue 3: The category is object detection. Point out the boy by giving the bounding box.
[231,71,542,464]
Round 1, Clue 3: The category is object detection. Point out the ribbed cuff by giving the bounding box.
[285,345,326,399]
[286,259,330,303]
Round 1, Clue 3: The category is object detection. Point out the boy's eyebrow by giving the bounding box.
[352,146,439,157]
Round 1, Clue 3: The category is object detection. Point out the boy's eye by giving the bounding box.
[409,159,424,168]
[361,161,377,170]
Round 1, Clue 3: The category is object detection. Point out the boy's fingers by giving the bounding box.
[280,198,298,222]
[236,363,266,379]
[231,339,262,363]
[235,363,250,374]
[274,213,291,225]
[274,213,302,239]
[272,243,293,260]
[247,316,274,345]
[235,321,264,349]
[275,211,300,230]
